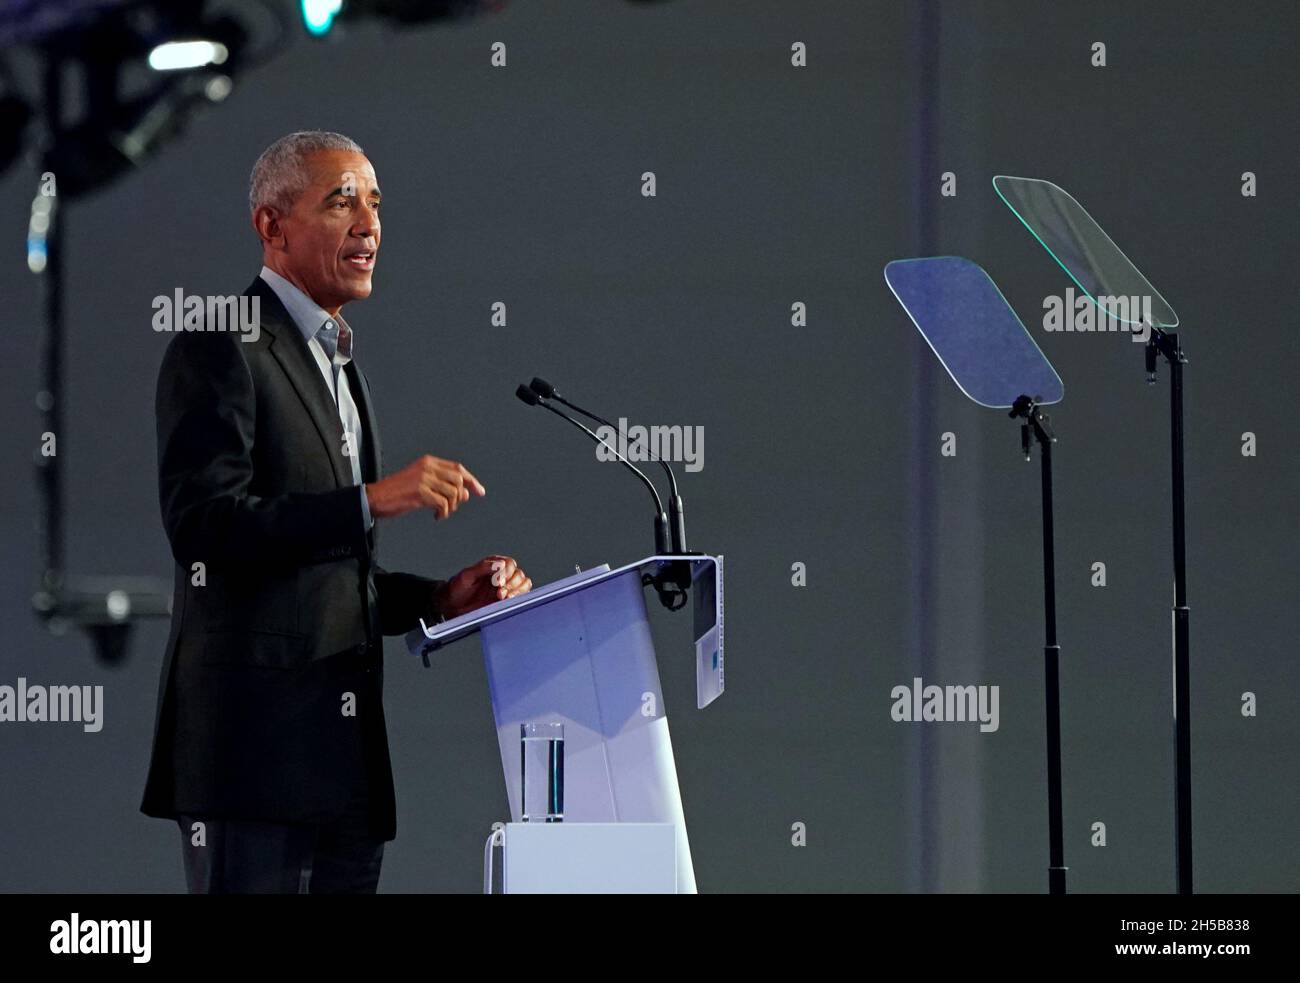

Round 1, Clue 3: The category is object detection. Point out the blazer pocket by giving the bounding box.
[194,628,310,670]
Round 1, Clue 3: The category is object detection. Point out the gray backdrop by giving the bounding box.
[1,0,1296,893]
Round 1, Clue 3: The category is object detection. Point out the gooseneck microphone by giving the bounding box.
[515,385,672,555]
[528,376,687,554]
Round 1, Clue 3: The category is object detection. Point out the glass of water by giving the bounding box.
[520,721,564,822]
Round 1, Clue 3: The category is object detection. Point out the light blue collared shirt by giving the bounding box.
[259,266,373,530]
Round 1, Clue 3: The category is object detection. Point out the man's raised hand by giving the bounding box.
[364,455,486,520]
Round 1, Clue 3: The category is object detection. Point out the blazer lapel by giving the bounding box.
[244,276,352,488]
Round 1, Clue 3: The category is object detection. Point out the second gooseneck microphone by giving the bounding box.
[528,377,687,554]
[515,385,672,555]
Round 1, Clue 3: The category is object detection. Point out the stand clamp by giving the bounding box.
[1009,394,1056,460]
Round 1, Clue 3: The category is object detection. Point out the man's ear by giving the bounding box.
[252,205,284,248]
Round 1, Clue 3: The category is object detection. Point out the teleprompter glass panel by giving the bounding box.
[884,255,1063,409]
[993,175,1177,328]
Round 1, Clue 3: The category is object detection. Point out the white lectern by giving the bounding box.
[407,554,724,894]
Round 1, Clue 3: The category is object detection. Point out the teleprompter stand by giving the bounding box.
[886,255,1069,894]
[995,175,1193,893]
[1009,394,1067,896]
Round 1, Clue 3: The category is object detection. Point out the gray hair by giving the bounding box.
[248,130,365,214]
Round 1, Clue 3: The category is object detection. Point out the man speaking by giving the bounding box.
[140,131,532,893]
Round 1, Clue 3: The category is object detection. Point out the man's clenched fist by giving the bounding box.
[364,455,486,520]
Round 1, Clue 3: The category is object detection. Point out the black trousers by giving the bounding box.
[176,784,384,894]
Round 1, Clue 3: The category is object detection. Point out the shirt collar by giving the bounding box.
[259,265,354,363]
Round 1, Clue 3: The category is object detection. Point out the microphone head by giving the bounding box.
[529,377,557,399]
[515,384,541,406]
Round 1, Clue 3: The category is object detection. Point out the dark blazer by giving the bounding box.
[140,276,444,842]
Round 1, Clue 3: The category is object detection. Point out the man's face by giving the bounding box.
[260,149,381,314]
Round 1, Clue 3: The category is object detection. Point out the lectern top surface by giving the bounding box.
[993,175,1178,329]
